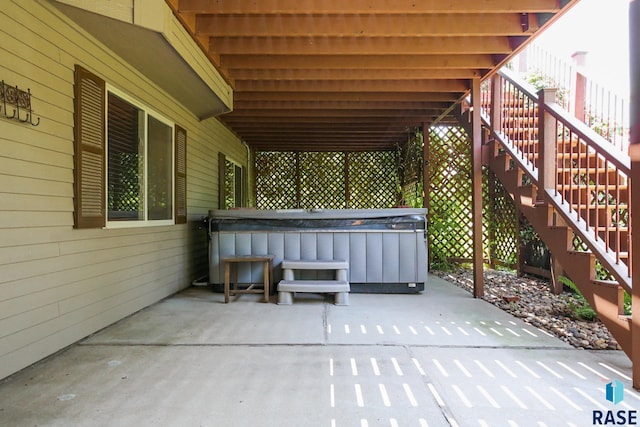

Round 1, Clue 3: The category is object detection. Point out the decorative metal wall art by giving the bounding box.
[0,80,40,126]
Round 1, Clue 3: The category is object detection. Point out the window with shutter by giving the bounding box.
[74,65,106,229]
[73,65,187,228]
[219,153,245,209]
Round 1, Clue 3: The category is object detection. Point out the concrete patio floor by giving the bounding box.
[0,274,635,427]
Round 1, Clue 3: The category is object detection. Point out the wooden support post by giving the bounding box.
[490,74,503,136]
[550,256,565,295]
[629,0,640,390]
[538,88,566,295]
[537,88,558,195]
[471,77,484,297]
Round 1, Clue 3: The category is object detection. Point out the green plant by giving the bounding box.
[494,264,517,274]
[557,276,597,321]
[524,70,569,105]
[624,291,632,316]
[573,306,597,322]
[430,252,456,272]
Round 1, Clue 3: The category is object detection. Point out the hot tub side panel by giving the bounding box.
[209,230,427,293]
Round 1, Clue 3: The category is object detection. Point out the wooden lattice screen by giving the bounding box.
[428,126,474,265]
[254,151,298,209]
[254,126,518,270]
[299,152,346,209]
[485,170,518,268]
[254,150,399,210]
[399,132,424,207]
[428,125,517,268]
[346,151,399,208]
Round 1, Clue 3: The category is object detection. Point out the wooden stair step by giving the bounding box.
[592,279,626,316]
[592,279,621,288]
[557,183,628,191]
[568,203,629,209]
[488,132,633,358]
[557,167,626,181]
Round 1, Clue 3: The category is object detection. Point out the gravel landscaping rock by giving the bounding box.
[433,267,621,351]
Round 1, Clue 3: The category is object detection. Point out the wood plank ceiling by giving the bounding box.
[168,0,578,151]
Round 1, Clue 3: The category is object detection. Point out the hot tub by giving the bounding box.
[207,208,428,293]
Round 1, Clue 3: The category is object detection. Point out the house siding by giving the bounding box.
[0,0,243,380]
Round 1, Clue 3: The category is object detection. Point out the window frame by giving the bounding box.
[73,65,187,230]
[226,157,244,209]
[218,152,246,209]
[105,86,176,228]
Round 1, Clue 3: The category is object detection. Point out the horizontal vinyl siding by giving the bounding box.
[0,0,244,380]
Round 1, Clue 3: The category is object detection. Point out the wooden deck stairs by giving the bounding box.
[479,70,632,358]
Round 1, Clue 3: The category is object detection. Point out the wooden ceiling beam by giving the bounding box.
[224,108,438,117]
[234,128,419,137]
[221,116,431,124]
[169,0,578,153]
[247,144,400,152]
[197,15,533,37]
[230,128,425,136]
[179,0,561,14]
[233,91,461,102]
[221,54,495,70]
[232,100,451,110]
[248,134,414,141]
[224,120,423,127]
[246,134,403,141]
[228,68,480,81]
[226,124,420,132]
[241,129,404,135]
[244,134,405,142]
[233,79,468,93]
[209,36,513,55]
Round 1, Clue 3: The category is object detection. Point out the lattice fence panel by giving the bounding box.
[486,170,518,266]
[429,126,519,269]
[348,151,398,208]
[254,151,298,209]
[428,126,474,264]
[482,168,491,263]
[299,152,346,209]
[400,132,424,207]
[255,150,400,210]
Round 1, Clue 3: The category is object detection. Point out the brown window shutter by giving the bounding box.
[175,125,187,224]
[73,65,106,229]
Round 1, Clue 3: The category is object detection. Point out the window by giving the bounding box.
[107,92,173,224]
[74,65,187,229]
[224,159,243,209]
[218,153,245,209]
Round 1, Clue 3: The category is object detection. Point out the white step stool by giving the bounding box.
[278,259,350,305]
